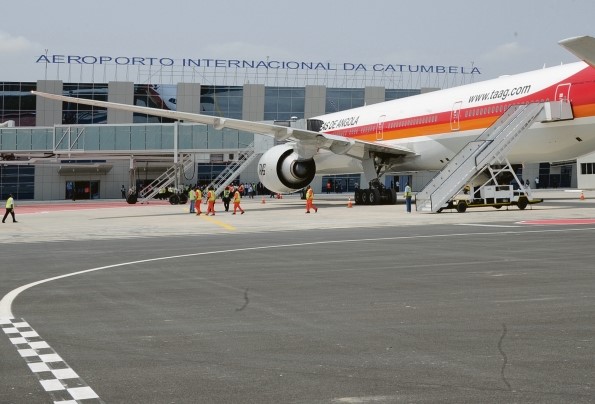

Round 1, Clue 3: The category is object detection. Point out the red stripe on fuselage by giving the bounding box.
[325,66,595,142]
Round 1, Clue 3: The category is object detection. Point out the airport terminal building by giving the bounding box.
[0,59,586,201]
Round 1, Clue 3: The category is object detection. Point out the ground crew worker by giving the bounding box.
[188,186,196,213]
[195,187,203,216]
[2,193,17,223]
[206,187,216,216]
[305,185,318,213]
[222,186,231,212]
[404,182,412,213]
[232,188,245,215]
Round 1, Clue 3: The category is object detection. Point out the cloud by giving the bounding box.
[481,41,529,63]
[0,31,41,53]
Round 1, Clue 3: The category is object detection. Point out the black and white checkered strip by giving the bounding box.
[1,317,104,404]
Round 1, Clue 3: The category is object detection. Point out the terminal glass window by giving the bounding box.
[62,83,108,124]
[538,162,551,188]
[201,86,243,119]
[0,165,35,200]
[264,87,305,121]
[0,82,36,127]
[196,163,232,186]
[560,165,572,188]
[325,88,364,113]
[320,174,361,194]
[133,84,176,123]
[581,162,595,175]
[385,89,421,101]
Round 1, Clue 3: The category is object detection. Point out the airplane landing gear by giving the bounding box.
[353,153,399,205]
[354,180,397,205]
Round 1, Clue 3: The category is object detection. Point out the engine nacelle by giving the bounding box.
[257,144,316,193]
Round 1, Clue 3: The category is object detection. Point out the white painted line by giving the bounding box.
[29,341,50,349]
[40,379,64,391]
[28,362,50,372]
[39,353,63,363]
[455,223,522,228]
[52,368,79,379]
[68,386,99,400]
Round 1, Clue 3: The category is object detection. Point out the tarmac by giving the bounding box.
[2,188,595,244]
[1,189,594,403]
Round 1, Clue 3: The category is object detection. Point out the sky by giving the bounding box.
[1,0,595,85]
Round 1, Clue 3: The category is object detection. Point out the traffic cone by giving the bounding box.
[580,191,585,200]
[347,197,353,208]
[261,196,266,204]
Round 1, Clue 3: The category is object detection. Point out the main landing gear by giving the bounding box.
[354,179,397,205]
[353,153,399,205]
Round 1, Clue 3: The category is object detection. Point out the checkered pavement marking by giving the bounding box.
[1,317,103,403]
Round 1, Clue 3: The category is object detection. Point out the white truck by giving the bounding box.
[445,184,542,213]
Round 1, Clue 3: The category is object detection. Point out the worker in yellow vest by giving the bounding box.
[232,188,245,215]
[305,185,318,214]
[3,193,17,223]
[206,187,216,216]
[222,186,231,212]
[404,182,412,213]
[188,187,196,213]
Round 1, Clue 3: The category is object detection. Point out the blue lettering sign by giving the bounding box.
[34,54,481,74]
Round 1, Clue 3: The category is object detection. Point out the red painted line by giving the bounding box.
[13,200,171,214]
[519,218,595,225]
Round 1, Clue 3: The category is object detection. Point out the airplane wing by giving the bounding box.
[31,91,416,160]
[559,35,595,68]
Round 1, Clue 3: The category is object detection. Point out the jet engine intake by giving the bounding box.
[257,144,316,193]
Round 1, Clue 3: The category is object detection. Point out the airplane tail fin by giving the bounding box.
[559,36,595,68]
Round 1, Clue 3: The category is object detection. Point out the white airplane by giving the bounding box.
[32,36,595,204]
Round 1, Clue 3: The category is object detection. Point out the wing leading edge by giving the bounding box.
[31,91,416,160]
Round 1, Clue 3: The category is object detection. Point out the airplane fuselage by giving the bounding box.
[313,62,595,172]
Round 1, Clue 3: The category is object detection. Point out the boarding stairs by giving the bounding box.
[137,153,195,203]
[206,142,262,195]
[415,102,550,213]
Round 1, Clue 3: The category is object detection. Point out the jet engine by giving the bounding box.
[257,144,316,193]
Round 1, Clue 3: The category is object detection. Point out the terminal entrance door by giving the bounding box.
[65,180,100,200]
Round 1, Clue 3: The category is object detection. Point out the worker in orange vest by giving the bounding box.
[195,187,203,216]
[206,187,216,216]
[305,185,318,213]
[232,188,245,215]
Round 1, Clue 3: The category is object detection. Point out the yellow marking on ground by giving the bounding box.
[201,214,236,230]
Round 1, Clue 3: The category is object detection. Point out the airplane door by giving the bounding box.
[376,115,386,140]
[554,83,571,102]
[450,101,462,131]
